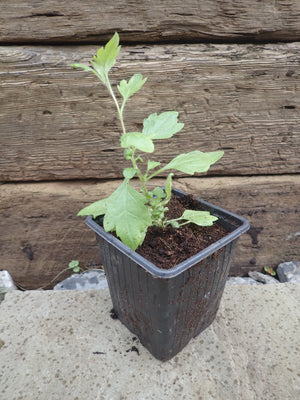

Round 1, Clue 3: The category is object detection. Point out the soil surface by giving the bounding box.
[136,195,228,270]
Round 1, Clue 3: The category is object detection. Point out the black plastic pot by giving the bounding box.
[86,188,249,361]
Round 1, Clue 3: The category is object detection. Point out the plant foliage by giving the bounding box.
[72,33,224,250]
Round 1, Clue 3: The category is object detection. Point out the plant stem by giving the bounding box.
[146,166,166,181]
[165,217,189,227]
[105,73,163,222]
[106,79,126,136]
[105,74,152,204]
[130,153,153,202]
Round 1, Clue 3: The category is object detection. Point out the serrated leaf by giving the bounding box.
[91,32,121,82]
[71,33,121,85]
[162,150,224,175]
[147,160,161,171]
[120,132,154,153]
[143,111,184,140]
[103,180,151,250]
[123,167,136,179]
[77,198,108,218]
[117,73,147,102]
[181,210,218,226]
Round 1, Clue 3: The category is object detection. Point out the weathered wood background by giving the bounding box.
[1,44,299,181]
[1,1,300,43]
[0,1,299,288]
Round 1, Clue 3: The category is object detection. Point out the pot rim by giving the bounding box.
[86,188,250,278]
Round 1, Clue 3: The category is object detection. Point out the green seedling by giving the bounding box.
[68,260,81,273]
[264,266,276,276]
[72,33,224,251]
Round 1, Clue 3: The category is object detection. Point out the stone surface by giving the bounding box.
[0,285,299,399]
[0,270,17,303]
[226,276,262,285]
[248,271,280,284]
[0,270,17,291]
[53,270,108,291]
[277,261,300,283]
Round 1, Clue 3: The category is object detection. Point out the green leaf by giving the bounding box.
[118,73,147,102]
[123,167,136,179]
[68,260,79,269]
[71,33,121,85]
[170,221,180,228]
[147,160,161,171]
[91,32,121,82]
[120,132,154,153]
[124,148,134,160]
[181,210,218,226]
[153,187,165,199]
[68,260,80,273]
[70,63,94,73]
[77,198,108,218]
[71,63,101,81]
[143,111,184,140]
[103,180,151,250]
[264,266,276,276]
[164,173,174,201]
[162,150,224,175]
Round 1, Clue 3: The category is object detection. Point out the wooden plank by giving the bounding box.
[176,175,300,276]
[1,1,300,43]
[1,175,299,289]
[0,43,299,181]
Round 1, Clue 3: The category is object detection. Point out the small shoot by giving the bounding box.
[68,260,81,273]
[264,266,276,276]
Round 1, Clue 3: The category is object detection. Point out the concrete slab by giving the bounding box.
[0,284,299,400]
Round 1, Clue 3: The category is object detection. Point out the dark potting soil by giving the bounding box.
[136,194,228,270]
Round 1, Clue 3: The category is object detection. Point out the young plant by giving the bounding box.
[264,266,276,276]
[68,260,81,273]
[72,33,224,251]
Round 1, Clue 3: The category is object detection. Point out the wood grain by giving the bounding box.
[0,43,299,181]
[1,175,299,289]
[1,1,300,43]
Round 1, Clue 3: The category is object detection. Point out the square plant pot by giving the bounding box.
[86,188,249,361]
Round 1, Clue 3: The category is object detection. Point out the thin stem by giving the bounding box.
[106,79,126,136]
[120,100,126,118]
[177,220,190,227]
[165,217,189,227]
[166,217,180,224]
[131,153,152,201]
[146,166,167,181]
